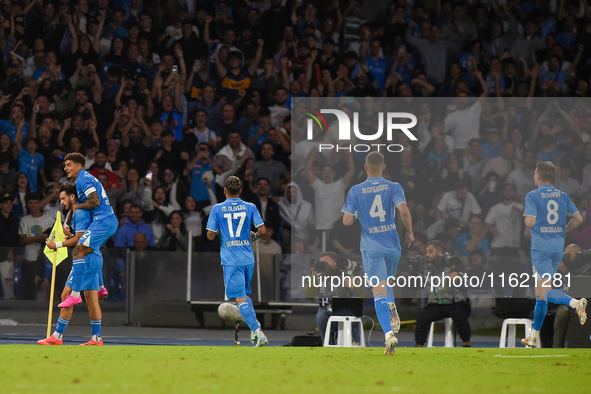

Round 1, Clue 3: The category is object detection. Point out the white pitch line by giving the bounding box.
[494,354,570,358]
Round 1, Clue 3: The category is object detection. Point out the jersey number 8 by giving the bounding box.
[546,199,558,225]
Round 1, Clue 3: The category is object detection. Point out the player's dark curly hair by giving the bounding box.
[225,176,242,196]
[64,152,85,167]
[58,181,77,196]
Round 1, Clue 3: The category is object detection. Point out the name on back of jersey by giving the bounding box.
[540,191,560,198]
[362,184,389,194]
[226,239,251,247]
[369,223,396,233]
[222,204,246,212]
[540,226,562,233]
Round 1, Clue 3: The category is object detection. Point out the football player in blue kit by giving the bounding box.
[521,161,587,347]
[39,182,104,345]
[57,153,118,316]
[206,176,269,347]
[342,152,414,355]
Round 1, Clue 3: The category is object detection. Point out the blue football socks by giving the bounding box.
[533,298,548,331]
[374,295,392,335]
[544,289,572,306]
[238,297,261,332]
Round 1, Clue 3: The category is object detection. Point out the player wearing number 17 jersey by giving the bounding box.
[342,152,414,355]
[521,161,586,348]
[206,176,269,347]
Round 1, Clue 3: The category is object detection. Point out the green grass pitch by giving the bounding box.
[1,346,590,393]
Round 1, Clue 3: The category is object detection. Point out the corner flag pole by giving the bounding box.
[46,251,58,338]
[43,211,67,338]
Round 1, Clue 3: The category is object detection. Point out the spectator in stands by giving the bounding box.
[187,109,220,152]
[114,203,155,248]
[485,183,524,257]
[305,149,354,232]
[481,141,522,183]
[158,211,188,252]
[556,158,582,197]
[250,143,289,197]
[455,214,489,265]
[437,180,482,226]
[89,151,120,191]
[18,192,53,300]
[506,150,536,201]
[214,130,255,189]
[246,177,281,239]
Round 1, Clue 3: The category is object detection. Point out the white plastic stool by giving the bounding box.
[499,318,541,348]
[427,318,454,347]
[323,316,365,347]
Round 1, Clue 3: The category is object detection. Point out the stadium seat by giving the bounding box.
[499,318,541,348]
[323,316,365,347]
[427,318,454,347]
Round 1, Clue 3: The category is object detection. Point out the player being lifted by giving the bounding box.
[521,161,587,347]
[38,182,104,345]
[57,153,119,343]
[342,152,414,355]
[206,176,269,347]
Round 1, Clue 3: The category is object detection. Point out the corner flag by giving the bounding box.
[43,211,67,265]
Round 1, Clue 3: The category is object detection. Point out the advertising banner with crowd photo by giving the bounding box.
[283,97,591,300]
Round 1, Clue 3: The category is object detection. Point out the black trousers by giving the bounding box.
[415,300,472,345]
[21,260,43,300]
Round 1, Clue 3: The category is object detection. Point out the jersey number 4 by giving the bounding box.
[223,212,246,237]
[369,195,387,222]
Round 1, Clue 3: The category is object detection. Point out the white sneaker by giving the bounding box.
[388,302,401,333]
[253,329,268,347]
[520,331,538,348]
[384,331,398,355]
[575,298,588,325]
[250,321,262,344]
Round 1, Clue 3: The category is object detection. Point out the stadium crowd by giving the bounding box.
[0,0,590,301]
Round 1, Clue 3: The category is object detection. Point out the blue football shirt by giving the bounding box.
[76,169,115,220]
[342,177,406,253]
[524,184,578,253]
[71,208,101,257]
[206,197,264,266]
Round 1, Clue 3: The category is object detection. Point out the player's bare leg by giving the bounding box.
[81,289,103,345]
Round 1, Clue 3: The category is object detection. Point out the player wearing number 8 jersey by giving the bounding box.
[206,176,269,347]
[521,161,587,347]
[342,152,414,355]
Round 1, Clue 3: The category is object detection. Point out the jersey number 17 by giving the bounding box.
[224,212,246,237]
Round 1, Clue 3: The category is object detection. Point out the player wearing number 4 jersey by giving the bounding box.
[522,161,586,348]
[342,152,414,355]
[206,176,269,347]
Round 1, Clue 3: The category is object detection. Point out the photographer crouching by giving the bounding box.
[553,244,591,348]
[410,240,472,347]
[304,252,367,345]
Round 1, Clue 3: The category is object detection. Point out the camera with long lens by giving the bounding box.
[409,252,459,272]
[562,249,591,275]
[310,259,328,274]
[336,257,364,276]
